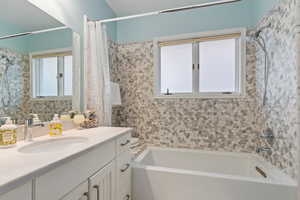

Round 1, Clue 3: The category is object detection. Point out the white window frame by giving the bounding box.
[154,28,247,99]
[30,48,73,101]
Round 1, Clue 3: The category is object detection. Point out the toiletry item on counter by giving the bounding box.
[60,114,71,121]
[80,110,98,129]
[49,114,63,136]
[60,113,74,130]
[73,114,85,126]
[32,114,42,125]
[0,117,17,148]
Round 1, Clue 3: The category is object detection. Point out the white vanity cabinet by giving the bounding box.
[0,182,32,200]
[35,140,115,200]
[0,129,132,200]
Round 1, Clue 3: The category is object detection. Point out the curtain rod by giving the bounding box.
[0,26,68,40]
[98,0,241,23]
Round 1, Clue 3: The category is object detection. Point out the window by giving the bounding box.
[155,29,245,98]
[31,51,73,98]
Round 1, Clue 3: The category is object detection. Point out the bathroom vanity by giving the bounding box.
[0,127,132,200]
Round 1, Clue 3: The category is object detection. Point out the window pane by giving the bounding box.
[199,39,237,93]
[40,57,58,96]
[64,56,73,96]
[160,43,193,93]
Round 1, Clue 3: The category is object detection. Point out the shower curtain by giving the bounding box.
[72,32,81,112]
[84,18,112,126]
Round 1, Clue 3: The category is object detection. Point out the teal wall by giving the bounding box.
[27,0,117,40]
[26,29,72,53]
[0,20,28,53]
[0,0,280,52]
[252,0,280,24]
[116,0,279,43]
[116,0,253,43]
[2,0,280,51]
[0,27,72,54]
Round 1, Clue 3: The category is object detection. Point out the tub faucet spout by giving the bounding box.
[256,147,272,154]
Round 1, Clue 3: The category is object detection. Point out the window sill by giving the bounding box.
[154,94,247,99]
[31,96,72,101]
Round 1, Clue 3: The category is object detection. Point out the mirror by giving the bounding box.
[0,0,80,123]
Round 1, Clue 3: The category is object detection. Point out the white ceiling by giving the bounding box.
[106,0,216,16]
[0,0,63,33]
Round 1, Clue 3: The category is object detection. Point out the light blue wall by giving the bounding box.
[0,27,72,54]
[116,0,279,43]
[0,20,28,53]
[252,0,280,24]
[27,0,117,40]
[26,29,72,53]
[1,0,280,52]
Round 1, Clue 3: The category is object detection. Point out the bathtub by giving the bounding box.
[132,147,297,200]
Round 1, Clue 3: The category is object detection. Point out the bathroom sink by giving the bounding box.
[18,137,89,154]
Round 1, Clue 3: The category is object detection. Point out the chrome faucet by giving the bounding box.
[256,147,272,154]
[24,119,44,142]
[260,128,275,145]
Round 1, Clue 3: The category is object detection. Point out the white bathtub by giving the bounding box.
[132,147,297,200]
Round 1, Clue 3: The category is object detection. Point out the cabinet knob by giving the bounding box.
[124,194,130,200]
[120,140,130,146]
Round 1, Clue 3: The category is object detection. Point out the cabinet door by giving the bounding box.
[89,161,116,200]
[0,182,32,200]
[61,181,89,200]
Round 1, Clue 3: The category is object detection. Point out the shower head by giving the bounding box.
[253,23,272,38]
[254,29,262,38]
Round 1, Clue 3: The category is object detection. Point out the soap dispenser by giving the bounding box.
[49,114,63,136]
[0,117,17,148]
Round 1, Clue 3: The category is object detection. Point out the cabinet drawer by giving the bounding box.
[0,182,32,200]
[116,133,131,155]
[116,152,131,200]
[35,140,115,200]
[61,181,88,200]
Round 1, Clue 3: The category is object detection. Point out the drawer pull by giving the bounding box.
[93,185,100,200]
[120,140,130,146]
[120,163,130,172]
[124,194,130,200]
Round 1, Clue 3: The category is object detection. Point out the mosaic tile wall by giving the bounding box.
[110,0,298,179]
[0,48,72,123]
[255,0,298,178]
[110,40,261,153]
[0,48,30,122]
[29,99,72,122]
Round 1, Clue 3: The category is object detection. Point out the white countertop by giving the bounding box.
[0,127,132,196]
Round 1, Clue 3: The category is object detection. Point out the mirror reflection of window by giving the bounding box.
[32,51,73,98]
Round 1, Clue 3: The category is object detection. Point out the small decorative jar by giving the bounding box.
[0,117,17,148]
[80,111,98,129]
